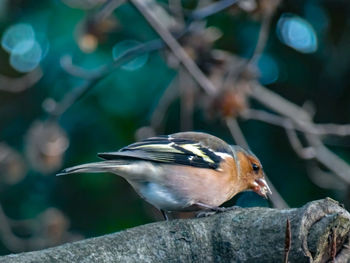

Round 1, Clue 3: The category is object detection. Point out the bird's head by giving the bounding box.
[233,146,272,199]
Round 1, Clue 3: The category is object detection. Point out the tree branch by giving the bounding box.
[248,82,350,185]
[130,0,217,95]
[1,198,349,262]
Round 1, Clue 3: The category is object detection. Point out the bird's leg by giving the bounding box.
[160,209,169,221]
[195,202,239,218]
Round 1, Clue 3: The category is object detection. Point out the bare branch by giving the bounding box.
[242,108,350,137]
[130,0,217,95]
[60,0,243,117]
[249,82,350,185]
[305,134,350,185]
[61,38,163,80]
[189,0,240,21]
[179,68,195,131]
[92,0,125,22]
[151,76,179,131]
[284,127,316,159]
[60,55,106,80]
[225,117,249,149]
[168,0,184,24]
[314,123,350,136]
[0,203,27,251]
[128,0,290,209]
[265,177,289,209]
[56,39,164,118]
[223,11,274,88]
[0,68,43,93]
[225,117,289,208]
[249,12,273,65]
[250,82,311,121]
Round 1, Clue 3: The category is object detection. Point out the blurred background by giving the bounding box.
[0,0,350,255]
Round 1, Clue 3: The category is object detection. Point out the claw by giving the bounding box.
[196,206,238,218]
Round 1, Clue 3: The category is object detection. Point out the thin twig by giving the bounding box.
[241,109,294,128]
[315,123,350,136]
[130,0,289,208]
[242,108,317,159]
[250,82,311,121]
[250,82,350,185]
[151,76,179,131]
[285,127,315,159]
[0,68,43,93]
[60,0,242,115]
[61,38,163,80]
[225,117,249,149]
[92,0,125,22]
[264,177,289,209]
[60,55,106,80]
[225,117,289,208]
[249,13,273,65]
[243,108,350,184]
[307,162,347,191]
[50,79,99,118]
[179,68,195,131]
[130,0,217,95]
[56,39,164,118]
[241,108,350,137]
[0,203,48,252]
[222,7,275,89]
[305,135,350,185]
[188,0,240,21]
[0,202,26,251]
[168,0,184,24]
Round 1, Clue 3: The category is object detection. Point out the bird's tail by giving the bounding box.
[56,160,128,176]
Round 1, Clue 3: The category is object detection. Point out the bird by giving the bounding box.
[57,131,271,220]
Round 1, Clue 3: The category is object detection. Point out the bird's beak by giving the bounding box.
[252,178,272,199]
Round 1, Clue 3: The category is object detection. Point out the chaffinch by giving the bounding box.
[58,132,271,220]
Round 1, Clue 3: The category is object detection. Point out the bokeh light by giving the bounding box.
[26,121,69,174]
[112,40,149,71]
[1,23,35,53]
[39,208,71,246]
[78,34,98,53]
[10,40,42,72]
[1,23,48,72]
[277,14,318,54]
[0,143,27,185]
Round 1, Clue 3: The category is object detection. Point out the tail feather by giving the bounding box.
[56,161,126,176]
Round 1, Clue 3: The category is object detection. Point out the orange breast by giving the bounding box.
[161,156,241,207]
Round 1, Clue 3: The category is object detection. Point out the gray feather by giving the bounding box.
[56,160,128,176]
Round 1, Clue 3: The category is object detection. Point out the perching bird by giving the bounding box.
[57,132,271,220]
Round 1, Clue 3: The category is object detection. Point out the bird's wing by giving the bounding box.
[98,133,233,170]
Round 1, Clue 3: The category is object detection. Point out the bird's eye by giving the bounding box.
[252,163,260,172]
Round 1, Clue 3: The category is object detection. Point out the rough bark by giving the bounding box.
[1,198,349,263]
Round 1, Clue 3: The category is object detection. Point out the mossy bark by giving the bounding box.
[1,198,349,263]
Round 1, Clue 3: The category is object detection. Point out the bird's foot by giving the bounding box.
[195,205,239,218]
[214,206,239,212]
[196,210,216,218]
